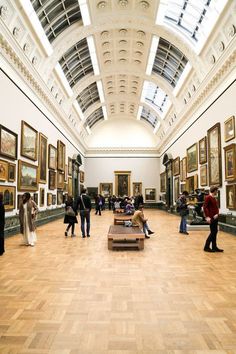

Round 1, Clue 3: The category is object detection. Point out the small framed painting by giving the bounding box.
[52,194,56,205]
[68,177,72,196]
[57,190,63,205]
[48,144,57,170]
[132,182,142,196]
[174,177,180,202]
[68,157,72,176]
[224,116,235,142]
[8,163,16,182]
[80,171,84,183]
[57,140,65,172]
[47,193,52,206]
[49,170,56,190]
[99,183,113,197]
[18,160,38,191]
[40,188,45,207]
[224,144,236,182]
[145,188,156,202]
[33,193,38,205]
[207,123,222,186]
[0,159,8,182]
[57,171,64,189]
[199,137,207,164]
[187,143,198,173]
[226,184,236,210]
[0,125,18,160]
[0,185,16,211]
[200,164,208,186]
[160,173,166,192]
[38,133,47,183]
[173,157,180,176]
[21,121,38,161]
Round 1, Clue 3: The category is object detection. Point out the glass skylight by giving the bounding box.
[141,107,159,128]
[85,107,104,129]
[76,82,100,113]
[31,0,82,43]
[142,81,171,117]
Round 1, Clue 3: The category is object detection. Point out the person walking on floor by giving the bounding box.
[0,193,5,256]
[176,191,189,235]
[75,188,92,238]
[95,194,102,215]
[64,196,78,237]
[131,204,154,239]
[19,192,38,247]
[203,185,223,253]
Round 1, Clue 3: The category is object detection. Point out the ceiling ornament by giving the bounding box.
[104,59,112,65]
[210,55,216,64]
[119,58,127,63]
[139,1,150,10]
[23,43,30,54]
[227,24,236,38]
[218,41,225,52]
[101,31,109,39]
[102,41,110,49]
[119,28,127,36]
[135,51,142,57]
[103,51,111,58]
[0,5,8,20]
[32,56,38,66]
[134,59,141,64]
[97,1,107,9]
[137,30,145,38]
[118,0,128,7]
[107,80,113,85]
[119,49,127,55]
[136,41,144,47]
[120,80,126,84]
[13,27,20,39]
[119,40,127,45]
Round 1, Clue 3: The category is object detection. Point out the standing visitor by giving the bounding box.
[19,192,38,246]
[95,194,102,215]
[0,193,5,256]
[176,191,189,235]
[64,196,78,237]
[203,186,223,252]
[75,188,92,238]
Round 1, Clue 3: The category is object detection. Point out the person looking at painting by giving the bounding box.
[75,188,92,238]
[0,193,5,256]
[131,204,154,239]
[203,186,223,253]
[19,192,38,247]
[95,194,102,216]
[64,196,78,237]
[176,191,189,235]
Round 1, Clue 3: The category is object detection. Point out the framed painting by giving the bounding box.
[57,190,63,205]
[0,159,8,182]
[226,184,236,210]
[182,157,187,181]
[48,144,57,170]
[224,144,236,181]
[115,171,131,197]
[224,116,235,142]
[21,121,38,161]
[187,143,198,173]
[40,188,45,207]
[207,123,222,186]
[100,183,113,197]
[64,182,68,193]
[47,193,52,206]
[186,175,198,194]
[17,194,23,210]
[68,157,72,176]
[49,170,56,190]
[200,164,208,186]
[173,157,180,176]
[174,177,180,202]
[87,187,98,200]
[8,163,16,182]
[63,193,68,204]
[68,177,73,196]
[145,188,156,202]
[57,171,64,189]
[160,173,166,192]
[0,185,15,211]
[38,133,47,183]
[0,125,17,160]
[80,171,84,183]
[64,164,68,182]
[180,183,186,193]
[57,140,65,172]
[18,160,38,191]
[33,193,38,205]
[199,137,207,164]
[52,194,56,205]
[133,182,142,196]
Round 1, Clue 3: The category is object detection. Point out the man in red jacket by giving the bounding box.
[203,186,223,253]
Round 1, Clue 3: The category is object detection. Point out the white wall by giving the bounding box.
[85,157,160,201]
[159,79,236,214]
[0,68,83,215]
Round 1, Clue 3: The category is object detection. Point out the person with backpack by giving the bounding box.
[64,196,78,237]
[176,191,189,235]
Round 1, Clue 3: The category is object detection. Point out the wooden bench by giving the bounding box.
[114,208,124,213]
[114,213,133,225]
[108,225,145,250]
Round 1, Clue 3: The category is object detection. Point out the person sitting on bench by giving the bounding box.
[124,199,135,215]
[131,204,154,239]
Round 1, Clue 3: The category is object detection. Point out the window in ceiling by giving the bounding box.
[31,0,82,43]
[59,38,93,88]
[141,107,158,128]
[144,82,171,117]
[76,83,100,113]
[152,38,188,88]
[85,107,104,129]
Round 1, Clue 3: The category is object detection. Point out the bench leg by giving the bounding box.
[108,239,113,250]
[138,239,144,250]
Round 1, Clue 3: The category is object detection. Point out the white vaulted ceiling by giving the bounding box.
[5,0,235,153]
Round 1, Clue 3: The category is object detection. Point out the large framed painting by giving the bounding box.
[99,183,113,197]
[57,140,65,171]
[115,171,131,197]
[38,133,47,183]
[21,121,38,161]
[200,164,208,186]
[174,177,180,202]
[57,190,63,205]
[18,160,38,191]
[160,172,166,192]
[133,182,142,196]
[48,144,57,170]
[40,188,45,207]
[49,170,56,190]
[224,144,236,182]
[173,157,180,176]
[186,174,198,194]
[0,185,15,211]
[87,187,98,200]
[145,188,156,202]
[207,123,222,186]
[224,116,235,142]
[57,171,64,189]
[68,157,72,176]
[226,184,236,210]
[8,163,16,182]
[52,194,57,205]
[187,143,198,173]
[80,171,84,183]
[0,125,18,160]
[68,177,73,196]
[0,160,8,182]
[199,137,207,164]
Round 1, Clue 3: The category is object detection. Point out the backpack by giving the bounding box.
[176,198,182,213]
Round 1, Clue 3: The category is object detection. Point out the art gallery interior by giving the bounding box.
[0,0,236,352]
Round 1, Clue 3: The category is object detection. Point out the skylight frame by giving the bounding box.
[76,82,100,113]
[85,107,104,129]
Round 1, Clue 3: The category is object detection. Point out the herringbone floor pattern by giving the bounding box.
[0,209,236,354]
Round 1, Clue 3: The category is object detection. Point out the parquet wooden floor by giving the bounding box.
[0,209,236,354]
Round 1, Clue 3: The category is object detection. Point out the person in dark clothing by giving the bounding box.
[0,193,5,256]
[64,196,78,237]
[95,194,102,215]
[177,191,189,235]
[108,196,112,210]
[203,186,223,253]
[75,188,92,238]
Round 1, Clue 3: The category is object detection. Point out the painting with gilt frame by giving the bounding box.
[187,143,198,173]
[0,125,18,160]
[199,137,207,164]
[173,157,180,176]
[207,123,222,186]
[21,121,38,161]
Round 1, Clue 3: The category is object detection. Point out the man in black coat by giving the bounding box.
[75,188,92,238]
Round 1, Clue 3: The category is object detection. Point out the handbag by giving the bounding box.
[66,206,76,217]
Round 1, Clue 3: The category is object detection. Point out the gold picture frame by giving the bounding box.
[99,183,113,197]
[224,143,236,182]
[173,157,180,176]
[226,184,236,210]
[49,170,56,190]
[0,185,15,211]
[57,171,64,189]
[68,157,72,176]
[224,116,235,142]
[40,188,45,207]
[47,192,52,206]
[0,125,18,160]
[18,160,38,191]
[145,188,156,202]
[0,159,8,182]
[21,121,38,161]
[133,182,142,196]
[57,140,65,172]
[207,122,222,186]
[38,133,47,183]
[114,171,131,197]
[80,171,84,183]
[8,163,16,182]
[200,164,208,186]
[186,174,198,194]
[48,144,57,170]
[68,177,73,196]
[199,137,207,164]
[187,143,198,173]
[174,177,180,202]
[57,190,63,205]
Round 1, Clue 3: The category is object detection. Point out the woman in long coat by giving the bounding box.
[19,192,38,246]
[0,193,5,255]
[64,196,78,237]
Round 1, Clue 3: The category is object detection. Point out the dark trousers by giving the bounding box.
[80,210,90,236]
[66,223,75,234]
[0,235,4,255]
[95,205,101,215]
[204,219,218,249]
